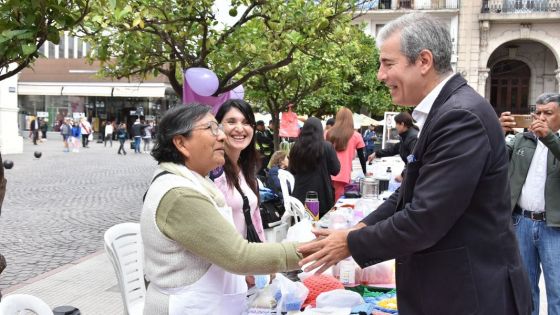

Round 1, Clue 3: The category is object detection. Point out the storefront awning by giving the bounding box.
[112,86,167,98]
[62,86,113,97]
[18,85,62,96]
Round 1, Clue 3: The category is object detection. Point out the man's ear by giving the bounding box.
[172,135,191,160]
[417,49,434,75]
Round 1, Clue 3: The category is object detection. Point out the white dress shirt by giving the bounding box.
[518,139,548,212]
[412,73,454,134]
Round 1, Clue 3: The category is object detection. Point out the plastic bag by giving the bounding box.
[88,133,93,141]
[285,218,315,242]
[316,289,364,309]
[274,273,309,313]
[360,259,395,286]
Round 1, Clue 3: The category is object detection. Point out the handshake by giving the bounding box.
[296,224,366,274]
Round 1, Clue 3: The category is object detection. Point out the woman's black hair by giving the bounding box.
[289,117,324,174]
[215,99,260,196]
[151,104,211,164]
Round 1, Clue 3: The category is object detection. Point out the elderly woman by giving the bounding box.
[141,104,302,315]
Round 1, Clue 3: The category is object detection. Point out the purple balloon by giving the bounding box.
[185,68,219,96]
[230,84,245,100]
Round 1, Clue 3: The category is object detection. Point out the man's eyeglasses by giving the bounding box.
[191,121,224,137]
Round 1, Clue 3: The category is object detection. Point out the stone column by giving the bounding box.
[556,69,560,93]
[0,64,24,154]
[478,68,490,98]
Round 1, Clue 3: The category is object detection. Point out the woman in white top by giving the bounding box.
[104,121,113,147]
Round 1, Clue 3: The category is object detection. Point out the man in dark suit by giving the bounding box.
[298,13,532,315]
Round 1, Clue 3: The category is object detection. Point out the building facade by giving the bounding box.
[355,0,560,114]
[0,32,179,154]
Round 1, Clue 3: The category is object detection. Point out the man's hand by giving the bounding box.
[297,228,352,274]
[367,152,376,163]
[530,113,552,138]
[499,111,515,134]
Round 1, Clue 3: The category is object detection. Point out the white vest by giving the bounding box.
[140,167,247,315]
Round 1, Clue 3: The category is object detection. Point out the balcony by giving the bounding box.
[360,0,460,10]
[481,0,560,13]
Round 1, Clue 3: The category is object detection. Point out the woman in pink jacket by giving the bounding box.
[326,107,367,200]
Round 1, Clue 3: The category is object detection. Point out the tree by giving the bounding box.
[0,0,90,81]
[245,24,393,149]
[80,0,367,98]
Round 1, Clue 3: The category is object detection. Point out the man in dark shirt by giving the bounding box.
[255,120,274,175]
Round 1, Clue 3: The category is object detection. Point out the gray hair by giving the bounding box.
[378,13,452,75]
[535,92,560,105]
[151,103,211,164]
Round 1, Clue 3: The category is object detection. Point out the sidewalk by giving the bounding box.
[3,251,124,315]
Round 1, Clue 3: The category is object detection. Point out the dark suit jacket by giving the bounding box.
[347,74,532,315]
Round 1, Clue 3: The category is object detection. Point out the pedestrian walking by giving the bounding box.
[70,120,81,153]
[60,118,72,152]
[79,117,92,148]
[104,121,113,147]
[142,122,153,153]
[117,123,128,155]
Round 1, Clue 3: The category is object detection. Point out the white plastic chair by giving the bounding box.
[0,293,53,315]
[104,223,145,315]
[277,169,295,214]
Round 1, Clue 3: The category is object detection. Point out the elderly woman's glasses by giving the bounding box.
[191,121,224,137]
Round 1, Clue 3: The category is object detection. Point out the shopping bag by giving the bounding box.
[88,133,93,141]
[284,197,315,242]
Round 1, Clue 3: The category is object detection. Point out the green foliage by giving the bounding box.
[245,23,393,148]
[80,0,362,98]
[0,0,90,80]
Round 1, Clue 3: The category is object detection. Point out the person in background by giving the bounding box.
[213,100,265,244]
[142,121,154,153]
[369,112,417,164]
[131,119,145,154]
[104,121,114,147]
[362,123,377,159]
[117,123,128,155]
[289,117,340,217]
[39,118,48,140]
[60,118,71,152]
[500,92,560,315]
[29,117,39,145]
[368,112,419,182]
[79,117,92,148]
[255,120,274,176]
[266,150,289,196]
[298,13,531,315]
[326,107,366,200]
[0,151,6,212]
[323,117,335,138]
[70,120,81,153]
[142,104,302,314]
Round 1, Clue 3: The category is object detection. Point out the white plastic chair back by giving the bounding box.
[104,223,145,315]
[0,294,53,315]
[287,196,312,222]
[277,169,295,214]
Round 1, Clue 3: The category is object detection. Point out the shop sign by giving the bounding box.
[37,111,49,118]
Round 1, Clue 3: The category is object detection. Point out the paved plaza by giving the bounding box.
[0,134,155,289]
